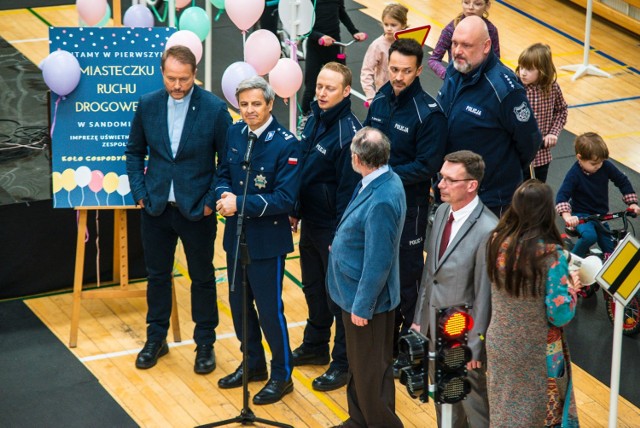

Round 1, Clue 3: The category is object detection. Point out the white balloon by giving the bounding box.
[116,175,131,196]
[278,0,315,37]
[75,166,92,187]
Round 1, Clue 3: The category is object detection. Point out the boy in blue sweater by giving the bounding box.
[556,132,640,257]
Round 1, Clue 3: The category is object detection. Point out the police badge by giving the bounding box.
[254,174,267,189]
[513,102,531,122]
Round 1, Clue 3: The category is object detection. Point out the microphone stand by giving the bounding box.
[198,134,292,428]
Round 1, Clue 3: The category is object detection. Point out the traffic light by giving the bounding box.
[398,329,429,402]
[434,306,473,404]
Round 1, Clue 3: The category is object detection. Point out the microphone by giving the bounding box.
[567,252,603,285]
[244,131,257,165]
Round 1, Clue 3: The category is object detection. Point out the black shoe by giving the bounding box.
[292,344,330,366]
[312,367,348,391]
[135,340,169,369]
[392,353,411,378]
[194,344,216,374]
[253,378,294,405]
[217,364,268,389]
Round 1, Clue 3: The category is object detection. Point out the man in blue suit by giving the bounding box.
[327,127,406,428]
[215,76,301,405]
[126,46,232,374]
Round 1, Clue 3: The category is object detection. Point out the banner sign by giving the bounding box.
[49,26,175,208]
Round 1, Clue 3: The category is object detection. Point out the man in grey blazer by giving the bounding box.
[327,127,406,428]
[412,150,497,428]
[126,46,232,373]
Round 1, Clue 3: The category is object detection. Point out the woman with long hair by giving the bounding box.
[486,179,581,427]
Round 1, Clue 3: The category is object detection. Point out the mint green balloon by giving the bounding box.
[179,7,210,41]
[211,0,225,10]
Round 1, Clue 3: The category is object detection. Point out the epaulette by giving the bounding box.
[276,127,297,142]
[485,65,521,102]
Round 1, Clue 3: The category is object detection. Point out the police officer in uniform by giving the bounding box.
[215,76,301,405]
[364,38,447,374]
[437,16,540,217]
[289,62,362,391]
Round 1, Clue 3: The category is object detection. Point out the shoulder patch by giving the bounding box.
[513,102,532,122]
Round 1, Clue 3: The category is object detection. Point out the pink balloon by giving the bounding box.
[245,29,281,76]
[89,170,104,193]
[225,0,264,31]
[165,30,203,64]
[176,0,191,8]
[76,0,107,27]
[221,62,258,108]
[268,58,303,98]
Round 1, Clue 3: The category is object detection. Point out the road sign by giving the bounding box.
[596,234,640,306]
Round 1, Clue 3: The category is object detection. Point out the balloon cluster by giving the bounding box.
[52,167,131,206]
[221,0,304,107]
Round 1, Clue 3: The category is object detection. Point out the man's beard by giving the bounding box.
[453,59,472,74]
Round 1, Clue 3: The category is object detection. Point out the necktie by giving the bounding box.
[348,181,363,206]
[438,212,455,259]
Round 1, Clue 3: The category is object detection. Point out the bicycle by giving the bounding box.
[318,35,367,61]
[564,208,639,335]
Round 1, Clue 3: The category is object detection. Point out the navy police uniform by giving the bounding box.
[216,116,301,381]
[364,78,447,343]
[294,97,362,371]
[437,50,540,213]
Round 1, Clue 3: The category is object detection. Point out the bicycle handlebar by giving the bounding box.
[577,208,638,224]
[318,34,368,46]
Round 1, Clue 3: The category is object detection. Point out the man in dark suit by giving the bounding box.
[363,39,447,374]
[412,150,497,428]
[289,62,362,392]
[215,76,301,405]
[327,127,406,428]
[126,45,232,373]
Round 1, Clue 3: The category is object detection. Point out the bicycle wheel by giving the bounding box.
[605,293,640,336]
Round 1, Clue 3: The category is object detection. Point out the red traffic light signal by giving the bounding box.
[435,307,473,404]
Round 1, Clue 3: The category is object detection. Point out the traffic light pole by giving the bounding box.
[441,404,453,428]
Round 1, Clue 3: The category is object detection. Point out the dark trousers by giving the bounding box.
[301,41,343,114]
[395,205,429,350]
[227,254,293,381]
[141,205,218,345]
[342,310,403,428]
[524,163,550,183]
[299,223,347,370]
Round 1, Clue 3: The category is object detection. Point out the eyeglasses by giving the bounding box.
[437,173,476,186]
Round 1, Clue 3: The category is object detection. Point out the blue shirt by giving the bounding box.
[167,87,194,202]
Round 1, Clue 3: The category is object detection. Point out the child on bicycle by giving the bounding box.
[556,132,640,257]
[360,3,409,105]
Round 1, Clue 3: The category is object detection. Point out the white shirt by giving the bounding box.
[449,195,480,242]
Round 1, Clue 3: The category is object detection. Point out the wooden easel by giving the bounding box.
[68,207,181,347]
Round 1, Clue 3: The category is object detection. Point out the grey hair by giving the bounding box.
[235,75,276,104]
[350,127,390,169]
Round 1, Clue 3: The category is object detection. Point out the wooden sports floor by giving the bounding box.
[2,0,640,426]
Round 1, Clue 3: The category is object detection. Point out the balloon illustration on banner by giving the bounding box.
[165,30,203,64]
[123,4,154,28]
[42,50,82,97]
[89,170,104,205]
[103,172,119,205]
[225,0,264,32]
[221,61,258,108]
[52,171,62,208]
[278,0,314,36]
[268,58,303,98]
[244,29,281,75]
[179,7,210,41]
[75,166,91,205]
[76,0,107,27]
[61,168,77,207]
[117,175,131,204]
